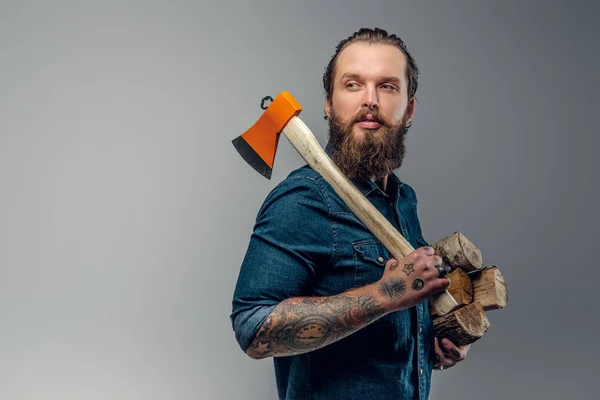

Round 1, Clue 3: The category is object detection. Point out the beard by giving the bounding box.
[327,107,410,182]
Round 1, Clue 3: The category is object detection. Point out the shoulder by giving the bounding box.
[282,164,323,181]
[257,165,334,218]
[270,165,333,199]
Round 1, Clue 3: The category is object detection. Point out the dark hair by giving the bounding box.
[322,27,419,101]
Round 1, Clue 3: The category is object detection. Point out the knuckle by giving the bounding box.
[406,251,418,263]
[410,252,423,262]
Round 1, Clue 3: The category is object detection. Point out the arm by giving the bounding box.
[246,247,451,359]
[246,281,386,359]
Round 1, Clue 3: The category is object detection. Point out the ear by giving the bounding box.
[324,96,332,120]
[404,96,416,125]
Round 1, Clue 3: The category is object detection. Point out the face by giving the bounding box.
[325,42,416,181]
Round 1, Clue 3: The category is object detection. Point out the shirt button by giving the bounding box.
[420,368,423,375]
[377,256,384,263]
[419,326,423,333]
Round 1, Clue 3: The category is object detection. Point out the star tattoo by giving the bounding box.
[402,263,415,276]
[253,341,271,357]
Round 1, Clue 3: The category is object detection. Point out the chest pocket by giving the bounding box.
[352,240,391,288]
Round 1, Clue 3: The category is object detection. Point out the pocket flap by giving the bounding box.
[352,241,388,268]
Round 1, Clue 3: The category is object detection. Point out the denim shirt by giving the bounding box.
[231,163,436,400]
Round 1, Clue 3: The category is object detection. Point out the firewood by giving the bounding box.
[430,268,474,317]
[470,266,507,310]
[447,268,473,307]
[432,232,483,272]
[433,301,490,346]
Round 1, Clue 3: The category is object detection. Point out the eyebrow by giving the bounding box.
[340,73,401,86]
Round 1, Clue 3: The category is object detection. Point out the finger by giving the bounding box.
[434,265,452,281]
[434,338,456,369]
[422,256,443,275]
[420,252,441,272]
[433,338,445,366]
[434,337,442,353]
[441,338,465,361]
[433,350,442,367]
[428,277,451,293]
[418,258,444,281]
[457,343,471,357]
[459,344,472,352]
[421,246,435,256]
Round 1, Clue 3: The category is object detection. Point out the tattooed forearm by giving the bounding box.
[246,288,386,359]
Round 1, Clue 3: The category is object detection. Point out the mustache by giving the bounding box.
[351,109,392,127]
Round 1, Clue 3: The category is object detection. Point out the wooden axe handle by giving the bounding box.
[282,116,458,316]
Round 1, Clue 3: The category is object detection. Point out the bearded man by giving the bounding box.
[231,27,471,400]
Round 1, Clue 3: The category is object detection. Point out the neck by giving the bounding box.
[375,175,388,192]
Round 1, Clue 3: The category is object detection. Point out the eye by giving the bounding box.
[380,83,398,91]
[346,82,359,89]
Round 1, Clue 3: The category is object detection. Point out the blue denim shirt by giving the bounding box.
[231,162,436,400]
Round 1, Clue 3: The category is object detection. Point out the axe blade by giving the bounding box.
[232,135,275,179]
[232,91,302,179]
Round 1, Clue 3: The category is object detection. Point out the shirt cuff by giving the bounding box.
[231,304,277,352]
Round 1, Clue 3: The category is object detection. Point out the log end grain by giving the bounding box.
[471,266,508,311]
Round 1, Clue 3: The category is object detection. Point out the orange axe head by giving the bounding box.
[232,91,302,179]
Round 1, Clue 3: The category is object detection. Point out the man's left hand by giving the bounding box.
[433,337,471,370]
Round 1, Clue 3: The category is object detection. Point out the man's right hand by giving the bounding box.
[377,246,451,312]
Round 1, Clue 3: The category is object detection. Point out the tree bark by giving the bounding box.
[433,301,490,346]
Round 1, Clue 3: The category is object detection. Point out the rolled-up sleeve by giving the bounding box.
[230,175,335,353]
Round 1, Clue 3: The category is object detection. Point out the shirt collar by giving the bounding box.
[353,173,402,199]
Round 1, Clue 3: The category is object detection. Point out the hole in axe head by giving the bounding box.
[260,95,274,110]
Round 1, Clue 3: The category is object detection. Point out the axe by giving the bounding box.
[232,91,458,316]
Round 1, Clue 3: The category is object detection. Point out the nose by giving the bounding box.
[362,86,379,110]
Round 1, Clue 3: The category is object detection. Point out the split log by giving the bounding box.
[446,268,473,307]
[430,268,474,317]
[470,266,507,310]
[433,301,490,346]
[432,232,483,272]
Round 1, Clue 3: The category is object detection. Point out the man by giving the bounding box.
[231,27,471,399]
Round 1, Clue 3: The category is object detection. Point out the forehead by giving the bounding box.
[334,42,407,83]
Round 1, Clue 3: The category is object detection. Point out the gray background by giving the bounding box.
[1,0,598,399]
